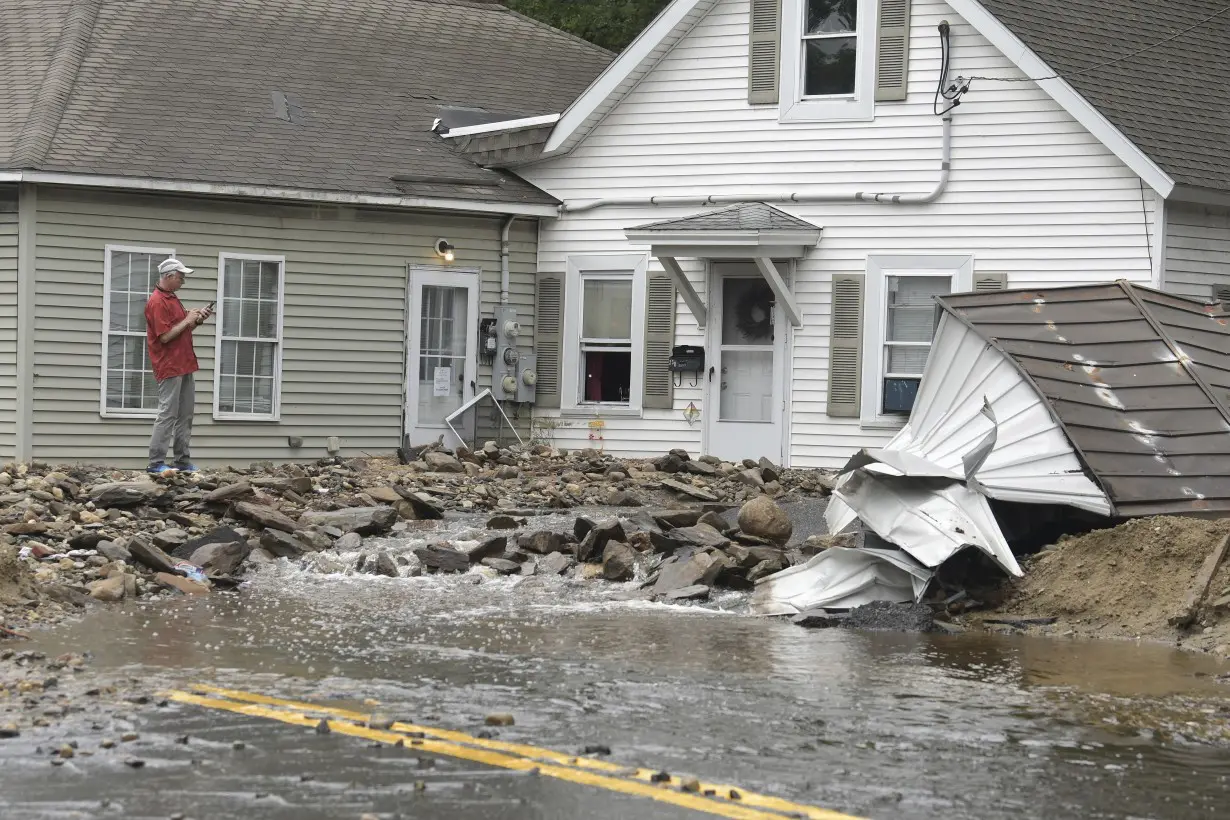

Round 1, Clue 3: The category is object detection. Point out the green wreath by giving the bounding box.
[734,282,774,341]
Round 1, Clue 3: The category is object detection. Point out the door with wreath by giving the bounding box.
[704,262,786,464]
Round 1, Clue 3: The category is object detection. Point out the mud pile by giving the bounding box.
[980,516,1230,654]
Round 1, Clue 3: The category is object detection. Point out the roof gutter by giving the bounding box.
[0,170,560,218]
[560,113,953,215]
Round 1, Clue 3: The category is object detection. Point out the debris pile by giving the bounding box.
[976,516,1230,654]
[1,446,831,632]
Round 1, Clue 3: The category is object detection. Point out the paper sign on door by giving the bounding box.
[433,366,452,397]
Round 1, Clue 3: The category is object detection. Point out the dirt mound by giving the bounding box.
[985,516,1230,650]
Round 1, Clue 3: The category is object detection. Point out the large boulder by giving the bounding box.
[297,507,396,536]
[189,541,251,575]
[519,530,571,556]
[260,530,305,558]
[424,452,464,473]
[575,519,625,563]
[652,552,713,596]
[414,543,469,573]
[736,496,792,545]
[601,541,637,581]
[668,524,729,550]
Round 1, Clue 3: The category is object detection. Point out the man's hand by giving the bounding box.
[186,308,204,325]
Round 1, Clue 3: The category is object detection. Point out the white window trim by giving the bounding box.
[99,243,176,419]
[561,254,647,417]
[780,0,877,123]
[212,252,286,422]
[861,254,973,427]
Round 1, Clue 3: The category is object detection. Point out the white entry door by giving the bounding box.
[705,266,786,464]
[406,267,480,448]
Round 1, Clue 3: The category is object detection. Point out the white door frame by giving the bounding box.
[405,265,481,448]
[701,261,792,466]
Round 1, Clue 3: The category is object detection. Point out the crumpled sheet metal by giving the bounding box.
[750,547,932,616]
[831,469,1023,578]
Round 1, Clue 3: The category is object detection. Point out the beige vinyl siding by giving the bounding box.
[32,187,537,467]
[1163,202,1230,301]
[0,186,17,460]
[521,0,1157,467]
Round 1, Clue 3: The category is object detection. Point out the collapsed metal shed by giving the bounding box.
[758,282,1230,614]
[941,281,1230,517]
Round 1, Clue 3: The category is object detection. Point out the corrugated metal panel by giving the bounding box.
[942,281,1230,516]
[0,186,18,460]
[31,188,538,467]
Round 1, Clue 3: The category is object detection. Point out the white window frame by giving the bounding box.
[561,254,647,416]
[781,0,877,123]
[212,252,286,421]
[861,255,973,427]
[100,244,176,419]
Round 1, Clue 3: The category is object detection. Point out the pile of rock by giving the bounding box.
[0,445,833,630]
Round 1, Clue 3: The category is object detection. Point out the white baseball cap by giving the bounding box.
[157,258,193,276]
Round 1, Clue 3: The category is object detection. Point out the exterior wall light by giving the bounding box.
[435,238,455,262]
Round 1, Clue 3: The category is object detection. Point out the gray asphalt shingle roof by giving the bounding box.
[979,0,1230,194]
[630,203,822,233]
[0,0,613,205]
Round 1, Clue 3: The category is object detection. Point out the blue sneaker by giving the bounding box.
[147,464,178,475]
[174,462,199,473]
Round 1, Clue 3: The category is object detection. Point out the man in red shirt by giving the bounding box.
[146,258,212,474]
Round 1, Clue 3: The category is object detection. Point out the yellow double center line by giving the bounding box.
[163,684,861,820]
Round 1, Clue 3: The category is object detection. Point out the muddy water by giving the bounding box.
[5,527,1230,819]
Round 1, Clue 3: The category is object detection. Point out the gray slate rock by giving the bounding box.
[202,482,253,504]
[152,529,188,550]
[487,515,523,530]
[663,584,710,602]
[89,482,161,508]
[652,553,712,595]
[171,527,247,560]
[414,544,469,573]
[576,519,625,563]
[127,537,178,574]
[660,479,718,502]
[539,551,575,576]
[373,551,399,578]
[95,540,131,562]
[260,530,305,558]
[460,536,507,564]
[190,541,250,575]
[297,507,396,536]
[481,557,522,575]
[669,524,729,549]
[233,502,298,533]
[335,532,363,551]
[399,491,444,520]
[519,530,571,555]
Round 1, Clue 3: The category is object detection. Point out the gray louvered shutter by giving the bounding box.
[875,0,911,102]
[828,274,864,418]
[973,273,1008,292]
[748,0,781,104]
[534,272,564,409]
[643,271,676,410]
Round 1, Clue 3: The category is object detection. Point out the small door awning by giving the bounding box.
[624,203,822,328]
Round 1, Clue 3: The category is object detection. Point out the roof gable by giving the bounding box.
[976,0,1230,197]
[629,202,821,232]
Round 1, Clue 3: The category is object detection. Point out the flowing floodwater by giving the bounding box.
[3,515,1230,819]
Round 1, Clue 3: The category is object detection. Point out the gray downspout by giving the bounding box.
[499,215,516,304]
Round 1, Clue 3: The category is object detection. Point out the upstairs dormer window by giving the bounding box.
[748,0,911,122]
[803,0,858,97]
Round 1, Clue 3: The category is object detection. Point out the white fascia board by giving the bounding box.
[626,229,822,246]
[1,171,560,217]
[948,0,1175,198]
[441,114,560,139]
[543,0,714,155]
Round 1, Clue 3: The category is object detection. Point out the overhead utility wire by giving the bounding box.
[958,4,1230,86]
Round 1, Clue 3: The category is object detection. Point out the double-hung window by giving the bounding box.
[101,245,174,416]
[562,254,647,413]
[214,253,285,420]
[781,0,876,121]
[862,255,973,424]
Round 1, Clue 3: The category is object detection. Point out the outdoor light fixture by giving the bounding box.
[435,238,455,262]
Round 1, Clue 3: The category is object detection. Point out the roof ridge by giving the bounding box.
[1117,279,1230,430]
[11,0,101,169]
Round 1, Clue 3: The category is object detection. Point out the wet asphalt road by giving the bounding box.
[4,518,1230,819]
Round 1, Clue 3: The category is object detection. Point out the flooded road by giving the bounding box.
[4,557,1230,819]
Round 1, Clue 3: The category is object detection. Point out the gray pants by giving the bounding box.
[149,373,195,467]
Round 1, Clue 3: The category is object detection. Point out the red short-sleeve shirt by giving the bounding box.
[145,288,199,382]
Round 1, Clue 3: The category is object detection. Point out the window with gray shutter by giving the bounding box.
[534,272,564,409]
[643,272,676,409]
[748,0,782,104]
[828,274,864,417]
[974,273,1008,291]
[875,0,911,101]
